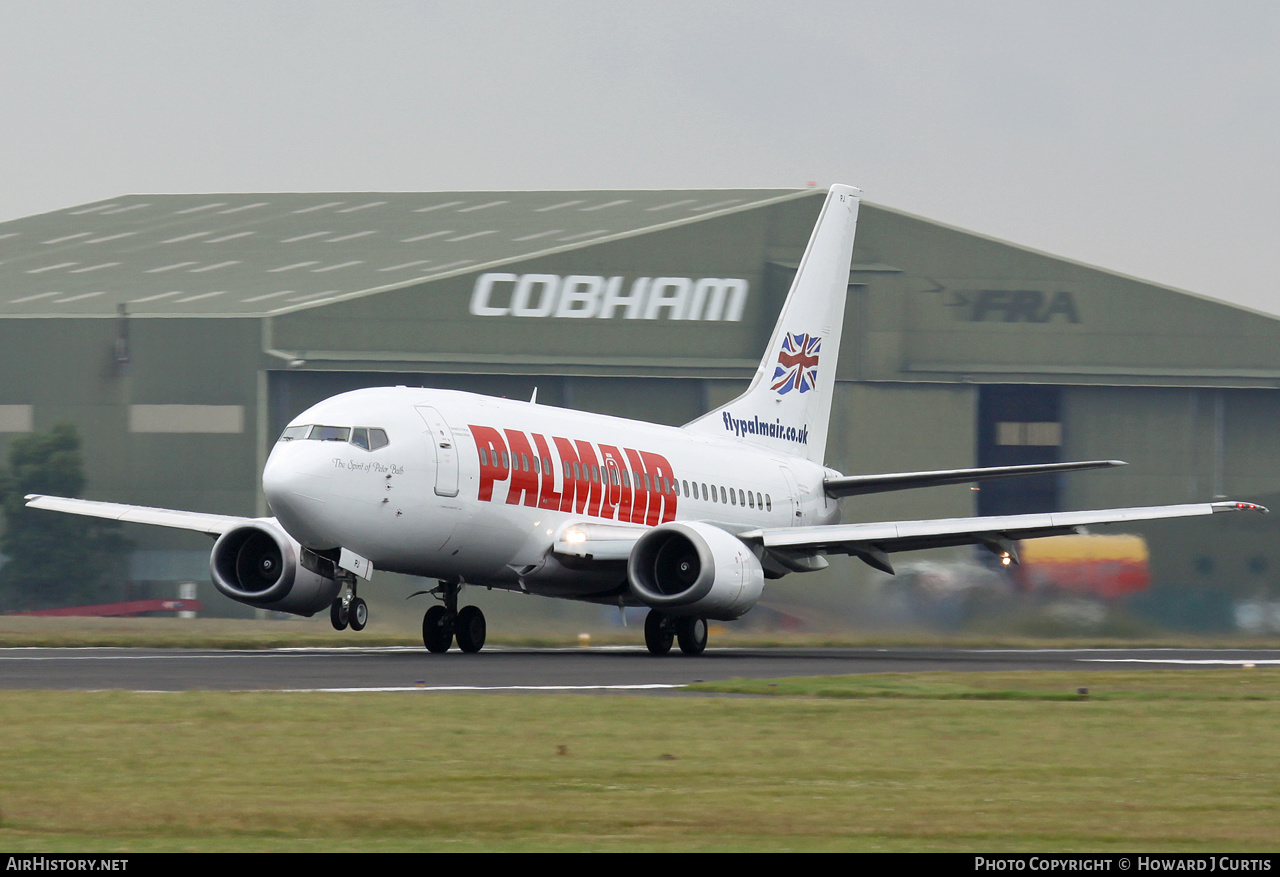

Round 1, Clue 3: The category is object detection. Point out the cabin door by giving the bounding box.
[415,406,460,497]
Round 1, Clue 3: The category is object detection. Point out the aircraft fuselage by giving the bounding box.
[262,386,835,601]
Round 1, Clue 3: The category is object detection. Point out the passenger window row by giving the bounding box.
[685,480,771,512]
[475,449,773,512]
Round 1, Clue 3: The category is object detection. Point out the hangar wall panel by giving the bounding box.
[0,318,263,548]
[1060,385,1280,598]
[825,381,978,525]
[1061,386,1280,508]
[129,404,245,433]
[0,405,33,433]
[853,205,1280,386]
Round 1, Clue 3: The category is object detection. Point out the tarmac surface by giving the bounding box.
[3,645,1280,692]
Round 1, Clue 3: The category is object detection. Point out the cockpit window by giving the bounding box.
[278,423,388,449]
[349,427,390,451]
[309,425,350,442]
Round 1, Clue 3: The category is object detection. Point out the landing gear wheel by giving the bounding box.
[330,598,349,631]
[455,605,487,654]
[422,605,454,653]
[348,598,368,632]
[644,609,674,656]
[676,617,708,656]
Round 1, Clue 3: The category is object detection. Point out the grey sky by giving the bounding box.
[4,1,1278,314]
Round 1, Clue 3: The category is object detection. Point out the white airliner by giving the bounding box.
[25,185,1267,655]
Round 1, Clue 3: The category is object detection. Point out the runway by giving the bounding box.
[3,646,1279,692]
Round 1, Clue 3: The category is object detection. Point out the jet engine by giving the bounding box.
[626,521,764,620]
[209,522,340,617]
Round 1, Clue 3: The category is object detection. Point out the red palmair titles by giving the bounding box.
[470,425,678,525]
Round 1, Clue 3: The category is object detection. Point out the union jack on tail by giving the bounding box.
[771,332,821,394]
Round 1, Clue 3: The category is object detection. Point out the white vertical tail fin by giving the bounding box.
[683,184,860,465]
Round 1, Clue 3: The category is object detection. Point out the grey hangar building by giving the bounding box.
[0,187,1277,630]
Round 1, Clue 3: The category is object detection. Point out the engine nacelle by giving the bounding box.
[209,521,340,617]
[626,521,765,620]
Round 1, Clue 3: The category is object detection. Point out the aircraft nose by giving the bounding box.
[262,442,336,547]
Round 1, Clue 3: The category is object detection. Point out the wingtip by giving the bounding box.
[1210,501,1269,514]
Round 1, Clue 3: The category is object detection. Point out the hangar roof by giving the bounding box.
[0,189,811,318]
[4,188,1279,389]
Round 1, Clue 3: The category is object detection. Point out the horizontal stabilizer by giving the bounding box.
[824,460,1126,498]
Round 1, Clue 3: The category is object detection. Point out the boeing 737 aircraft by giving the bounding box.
[25,185,1267,655]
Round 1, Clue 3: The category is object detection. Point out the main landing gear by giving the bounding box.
[329,571,368,633]
[421,579,487,654]
[643,609,708,657]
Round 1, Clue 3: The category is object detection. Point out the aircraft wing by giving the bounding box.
[24,494,250,537]
[552,521,650,562]
[823,460,1125,498]
[740,500,1268,573]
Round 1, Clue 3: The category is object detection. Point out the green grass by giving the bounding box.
[687,668,1280,700]
[3,614,1280,650]
[2,670,1279,851]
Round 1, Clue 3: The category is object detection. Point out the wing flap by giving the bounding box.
[24,494,251,536]
[824,460,1126,498]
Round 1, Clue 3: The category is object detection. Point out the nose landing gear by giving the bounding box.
[348,596,368,632]
[329,571,368,633]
